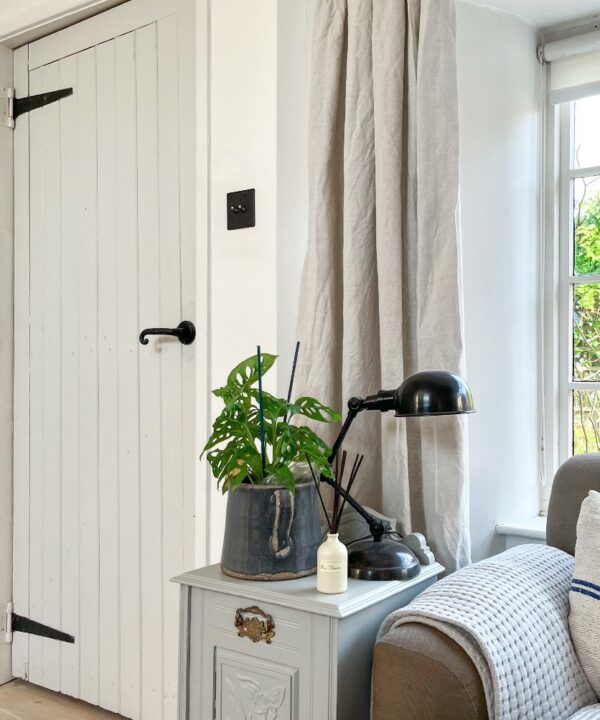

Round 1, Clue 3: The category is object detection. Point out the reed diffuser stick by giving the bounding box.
[306,454,332,533]
[256,345,267,478]
[339,450,347,491]
[334,453,364,533]
[332,449,347,534]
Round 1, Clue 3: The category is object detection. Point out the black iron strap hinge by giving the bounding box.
[1,87,73,129]
[5,602,75,644]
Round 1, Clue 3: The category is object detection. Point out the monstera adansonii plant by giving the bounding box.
[202,352,340,492]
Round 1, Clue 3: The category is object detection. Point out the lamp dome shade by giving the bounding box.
[393,371,474,417]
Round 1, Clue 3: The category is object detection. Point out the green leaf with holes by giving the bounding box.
[227,353,277,388]
[202,351,339,492]
[292,397,341,424]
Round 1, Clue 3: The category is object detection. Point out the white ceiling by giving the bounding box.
[463,0,600,28]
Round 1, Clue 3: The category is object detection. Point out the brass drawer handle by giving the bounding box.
[234,605,276,644]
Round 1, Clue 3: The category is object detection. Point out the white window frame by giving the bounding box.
[543,95,600,512]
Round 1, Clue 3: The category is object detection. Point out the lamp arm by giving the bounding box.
[320,474,386,541]
[325,396,386,542]
[328,397,364,464]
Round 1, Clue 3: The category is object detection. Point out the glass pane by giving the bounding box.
[573,95,600,170]
[573,283,600,381]
[573,176,600,275]
[573,390,600,454]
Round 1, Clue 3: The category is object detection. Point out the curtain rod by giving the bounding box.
[540,28,600,63]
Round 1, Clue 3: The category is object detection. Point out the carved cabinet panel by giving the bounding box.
[215,647,298,720]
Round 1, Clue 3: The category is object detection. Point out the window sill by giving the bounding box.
[495,516,547,541]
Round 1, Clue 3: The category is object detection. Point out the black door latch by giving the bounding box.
[139,320,196,346]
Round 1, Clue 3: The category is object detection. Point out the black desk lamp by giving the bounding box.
[320,371,474,581]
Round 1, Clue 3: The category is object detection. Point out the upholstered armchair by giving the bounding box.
[373,454,600,720]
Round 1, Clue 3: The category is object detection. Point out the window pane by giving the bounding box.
[573,176,600,275]
[573,390,600,454]
[573,283,600,381]
[573,95,600,170]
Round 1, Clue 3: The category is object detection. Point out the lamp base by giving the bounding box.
[348,537,421,581]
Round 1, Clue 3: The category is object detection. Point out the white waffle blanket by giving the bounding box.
[571,708,600,719]
[379,544,599,720]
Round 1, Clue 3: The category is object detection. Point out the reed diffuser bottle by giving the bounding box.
[310,449,363,594]
[317,534,348,593]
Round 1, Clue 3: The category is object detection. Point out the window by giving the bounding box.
[556,94,600,466]
[540,30,600,511]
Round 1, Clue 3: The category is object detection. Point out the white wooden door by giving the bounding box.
[13,1,197,718]
[0,44,14,688]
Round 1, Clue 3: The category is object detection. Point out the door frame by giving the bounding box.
[0,2,130,48]
[0,44,14,687]
[0,0,211,686]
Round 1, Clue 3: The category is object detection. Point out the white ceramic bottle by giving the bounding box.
[317,533,348,594]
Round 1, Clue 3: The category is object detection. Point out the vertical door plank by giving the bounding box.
[27,66,45,688]
[77,46,100,706]
[178,0,198,574]
[58,52,80,699]
[157,15,183,718]
[12,44,30,681]
[40,59,62,694]
[97,38,120,714]
[180,0,199,620]
[115,31,142,720]
[136,24,163,720]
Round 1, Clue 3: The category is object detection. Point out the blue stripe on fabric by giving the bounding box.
[572,577,600,594]
[571,586,600,602]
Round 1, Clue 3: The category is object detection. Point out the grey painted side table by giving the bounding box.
[173,561,443,720]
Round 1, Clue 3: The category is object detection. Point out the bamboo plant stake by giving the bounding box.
[256,345,267,478]
[285,341,301,422]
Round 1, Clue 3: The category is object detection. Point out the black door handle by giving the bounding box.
[139,320,196,346]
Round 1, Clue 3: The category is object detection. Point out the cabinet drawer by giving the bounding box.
[204,590,312,661]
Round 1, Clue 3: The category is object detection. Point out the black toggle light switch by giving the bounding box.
[227,188,255,230]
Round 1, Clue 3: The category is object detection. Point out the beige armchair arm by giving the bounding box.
[373,622,488,720]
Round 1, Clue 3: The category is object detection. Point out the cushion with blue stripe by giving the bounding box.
[570,490,600,698]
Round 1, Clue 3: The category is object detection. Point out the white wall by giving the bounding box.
[206,0,309,560]
[276,0,309,398]
[456,1,541,561]
[207,0,279,561]
[275,1,543,563]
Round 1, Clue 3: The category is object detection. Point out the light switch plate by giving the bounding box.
[227,188,255,230]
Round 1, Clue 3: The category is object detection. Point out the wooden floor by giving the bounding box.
[0,680,127,720]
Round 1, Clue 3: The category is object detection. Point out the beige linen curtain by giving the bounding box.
[296,0,470,571]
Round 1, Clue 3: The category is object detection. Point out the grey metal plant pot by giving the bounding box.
[220,481,322,581]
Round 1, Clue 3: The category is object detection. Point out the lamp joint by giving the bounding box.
[370,519,386,542]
